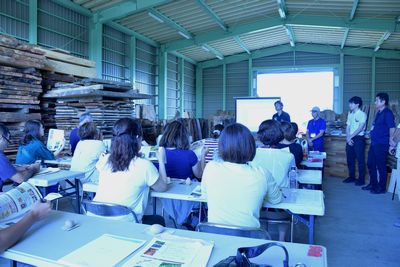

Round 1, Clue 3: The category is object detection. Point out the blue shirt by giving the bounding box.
[163,149,198,179]
[70,128,80,155]
[272,111,291,122]
[307,118,326,151]
[371,107,395,145]
[16,139,55,164]
[0,151,17,184]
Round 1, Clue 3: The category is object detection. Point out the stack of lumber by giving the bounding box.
[42,79,152,148]
[0,35,46,69]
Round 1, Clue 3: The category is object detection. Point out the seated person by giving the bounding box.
[16,120,64,165]
[276,122,303,167]
[202,123,282,228]
[158,120,206,227]
[0,201,51,252]
[70,112,92,155]
[0,124,40,191]
[252,120,296,188]
[201,124,224,169]
[94,118,167,223]
[70,121,106,184]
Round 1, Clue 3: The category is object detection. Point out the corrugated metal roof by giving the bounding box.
[240,26,289,51]
[381,33,400,50]
[285,0,353,17]
[346,30,384,48]
[73,0,124,12]
[178,45,217,62]
[293,26,345,46]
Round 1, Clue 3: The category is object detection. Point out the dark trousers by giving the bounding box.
[367,144,389,190]
[346,136,366,182]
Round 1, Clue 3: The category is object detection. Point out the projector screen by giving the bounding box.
[235,97,280,132]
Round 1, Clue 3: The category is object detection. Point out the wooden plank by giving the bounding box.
[0,55,44,69]
[35,47,96,68]
[0,112,41,122]
[43,88,152,99]
[0,103,40,109]
[0,98,39,104]
[42,59,96,78]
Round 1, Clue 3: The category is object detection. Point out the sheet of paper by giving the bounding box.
[57,234,146,267]
[37,167,60,175]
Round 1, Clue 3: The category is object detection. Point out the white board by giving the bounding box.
[235,97,280,132]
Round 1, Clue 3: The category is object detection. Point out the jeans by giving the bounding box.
[367,144,389,190]
[346,136,366,182]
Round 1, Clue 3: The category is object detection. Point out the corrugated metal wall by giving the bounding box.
[135,39,158,108]
[203,65,223,119]
[38,0,89,58]
[167,54,179,119]
[226,61,249,112]
[343,56,372,109]
[376,58,400,103]
[0,0,29,42]
[184,61,196,115]
[102,25,129,82]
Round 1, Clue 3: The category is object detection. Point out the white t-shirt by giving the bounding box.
[70,140,107,184]
[347,109,367,136]
[94,154,159,221]
[201,161,282,228]
[252,148,295,188]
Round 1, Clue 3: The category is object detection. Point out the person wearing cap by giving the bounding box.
[306,106,326,152]
[362,92,395,194]
[272,100,291,122]
[70,112,93,155]
[343,96,367,186]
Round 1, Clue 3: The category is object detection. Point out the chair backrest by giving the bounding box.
[196,222,271,240]
[81,200,139,223]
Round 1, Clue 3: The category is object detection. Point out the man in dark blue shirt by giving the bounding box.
[362,93,396,194]
[272,100,291,122]
[0,124,40,191]
[70,112,93,155]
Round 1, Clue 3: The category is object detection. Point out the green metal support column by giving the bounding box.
[130,36,136,86]
[195,65,203,118]
[158,50,168,119]
[222,64,226,111]
[89,15,103,78]
[248,58,253,96]
[339,53,344,112]
[179,58,185,115]
[29,0,37,44]
[371,56,376,101]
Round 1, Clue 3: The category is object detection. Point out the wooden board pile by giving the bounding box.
[42,78,152,148]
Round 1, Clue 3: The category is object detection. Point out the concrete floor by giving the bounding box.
[1,176,400,266]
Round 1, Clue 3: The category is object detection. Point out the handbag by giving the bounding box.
[214,242,289,267]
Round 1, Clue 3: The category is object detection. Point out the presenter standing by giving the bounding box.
[272,100,291,122]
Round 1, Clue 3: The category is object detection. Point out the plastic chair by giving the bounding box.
[81,200,139,223]
[196,222,271,240]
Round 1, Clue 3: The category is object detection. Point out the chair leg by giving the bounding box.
[290,214,294,242]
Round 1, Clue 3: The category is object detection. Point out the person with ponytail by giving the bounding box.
[16,120,64,164]
[94,118,167,223]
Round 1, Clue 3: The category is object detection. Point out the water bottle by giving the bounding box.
[289,166,298,190]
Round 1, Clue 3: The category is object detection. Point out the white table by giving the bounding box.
[298,169,322,187]
[28,170,84,213]
[0,211,327,267]
[44,156,72,168]
[82,180,325,244]
[300,152,326,169]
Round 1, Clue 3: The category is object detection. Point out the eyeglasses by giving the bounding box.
[2,134,11,144]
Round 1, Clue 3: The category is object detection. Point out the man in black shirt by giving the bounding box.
[272,100,291,122]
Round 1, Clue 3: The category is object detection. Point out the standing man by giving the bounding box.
[343,96,367,186]
[70,112,93,155]
[306,106,326,152]
[362,93,396,194]
[0,124,40,191]
[272,100,291,122]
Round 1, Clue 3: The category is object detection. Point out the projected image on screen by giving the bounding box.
[235,97,280,132]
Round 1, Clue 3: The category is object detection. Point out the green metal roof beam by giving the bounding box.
[284,25,295,47]
[97,0,171,23]
[341,28,349,49]
[374,31,391,52]
[202,43,224,60]
[350,0,359,21]
[165,15,398,52]
[148,8,193,39]
[51,0,92,17]
[108,21,159,47]
[169,51,197,65]
[195,0,227,31]
[277,0,287,19]
[198,43,400,69]
[233,36,250,54]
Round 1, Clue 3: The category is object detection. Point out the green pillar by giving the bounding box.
[339,53,344,112]
[248,58,253,96]
[195,65,203,118]
[28,0,37,44]
[130,36,136,86]
[158,50,168,119]
[89,15,103,78]
[179,58,185,115]
[222,64,226,111]
[371,56,376,102]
